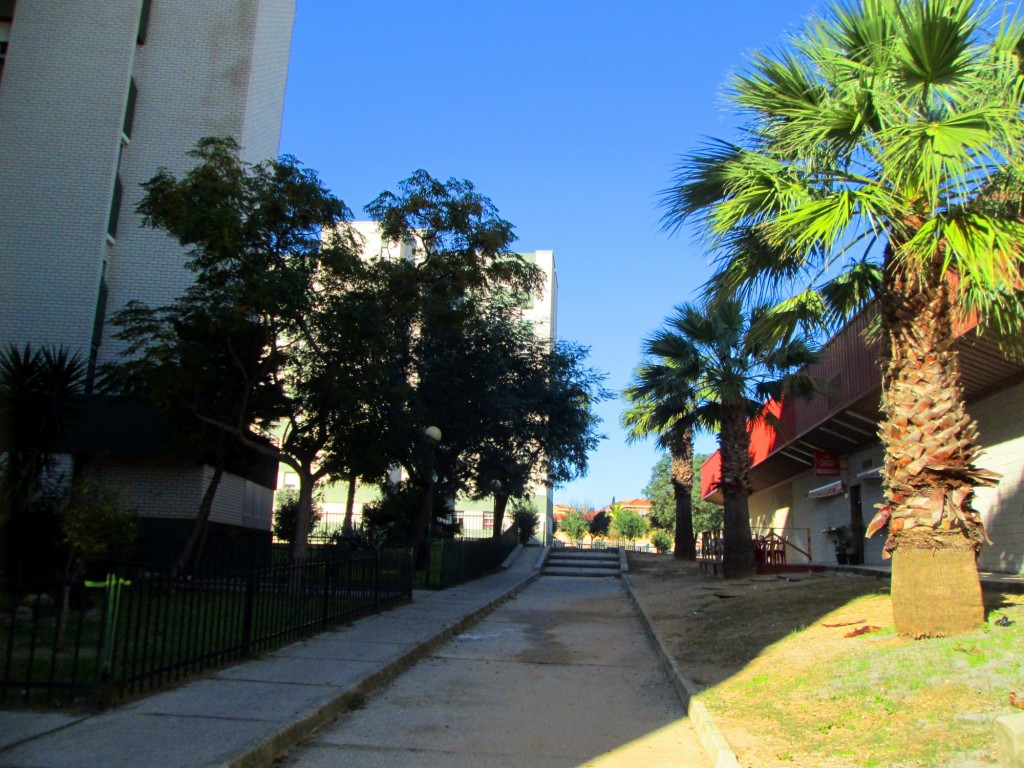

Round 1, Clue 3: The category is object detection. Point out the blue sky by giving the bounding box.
[279,0,825,507]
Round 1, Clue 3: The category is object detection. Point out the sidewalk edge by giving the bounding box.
[228,569,540,768]
[622,574,741,768]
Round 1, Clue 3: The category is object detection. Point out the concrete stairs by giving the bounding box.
[542,547,622,578]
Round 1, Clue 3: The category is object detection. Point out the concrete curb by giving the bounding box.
[534,545,551,570]
[622,574,741,768]
[226,568,541,767]
[500,543,524,570]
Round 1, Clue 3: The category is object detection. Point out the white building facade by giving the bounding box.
[0,0,295,562]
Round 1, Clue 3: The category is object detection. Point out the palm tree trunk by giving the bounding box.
[878,254,993,636]
[667,428,697,560]
[719,404,756,579]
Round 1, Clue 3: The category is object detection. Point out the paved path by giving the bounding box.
[279,576,711,768]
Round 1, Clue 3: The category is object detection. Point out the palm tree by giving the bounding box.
[0,345,85,581]
[642,300,817,578]
[662,0,1024,633]
[623,349,700,560]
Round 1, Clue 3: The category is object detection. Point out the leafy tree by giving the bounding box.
[110,137,358,568]
[367,170,546,545]
[610,503,649,543]
[644,454,676,531]
[645,452,723,542]
[588,508,611,539]
[0,345,85,582]
[646,300,817,578]
[473,338,607,538]
[662,0,1024,632]
[558,508,590,547]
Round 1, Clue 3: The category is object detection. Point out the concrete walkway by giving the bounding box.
[0,548,541,768]
[279,575,711,767]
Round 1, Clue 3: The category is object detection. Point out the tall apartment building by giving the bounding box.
[0,0,296,562]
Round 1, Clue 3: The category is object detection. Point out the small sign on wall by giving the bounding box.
[813,451,842,476]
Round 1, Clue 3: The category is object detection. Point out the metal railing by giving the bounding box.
[1,547,413,708]
[417,526,519,590]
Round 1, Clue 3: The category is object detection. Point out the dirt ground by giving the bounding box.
[625,553,1024,768]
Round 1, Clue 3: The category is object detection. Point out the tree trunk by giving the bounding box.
[719,405,756,579]
[290,470,316,565]
[492,492,510,539]
[891,544,983,637]
[342,472,357,534]
[667,428,697,560]
[877,251,994,635]
[173,458,225,577]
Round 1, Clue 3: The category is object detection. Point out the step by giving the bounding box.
[548,557,618,569]
[542,565,620,578]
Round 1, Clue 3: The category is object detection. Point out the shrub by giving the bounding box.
[512,499,539,544]
[651,528,673,553]
[273,489,323,543]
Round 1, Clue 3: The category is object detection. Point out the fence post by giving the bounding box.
[373,549,381,613]
[320,559,331,629]
[241,567,256,658]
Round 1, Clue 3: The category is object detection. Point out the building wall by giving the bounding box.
[0,0,139,355]
[973,380,1024,574]
[745,381,1024,573]
[0,0,294,365]
[0,0,294,537]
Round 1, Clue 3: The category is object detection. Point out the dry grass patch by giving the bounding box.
[627,553,1024,768]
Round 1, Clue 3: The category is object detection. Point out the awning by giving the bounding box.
[808,480,846,499]
[856,467,882,480]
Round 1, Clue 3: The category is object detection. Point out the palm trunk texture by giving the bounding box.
[668,428,697,560]
[719,405,756,578]
[877,255,997,636]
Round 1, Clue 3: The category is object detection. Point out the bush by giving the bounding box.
[651,528,673,553]
[272,489,323,543]
[512,499,539,544]
[62,479,139,577]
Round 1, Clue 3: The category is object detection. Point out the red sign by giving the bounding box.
[813,451,842,477]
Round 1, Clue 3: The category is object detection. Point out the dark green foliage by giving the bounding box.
[645,452,723,537]
[511,498,539,544]
[0,345,85,581]
[588,509,611,539]
[61,480,139,577]
[272,489,323,544]
[651,528,674,553]
[611,507,649,543]
[644,454,675,531]
[558,509,590,546]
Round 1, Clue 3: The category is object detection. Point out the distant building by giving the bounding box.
[0,0,296,563]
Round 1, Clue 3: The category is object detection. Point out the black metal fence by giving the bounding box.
[418,526,520,590]
[1,547,413,708]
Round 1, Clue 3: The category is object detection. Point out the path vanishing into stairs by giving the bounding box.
[278,573,710,768]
